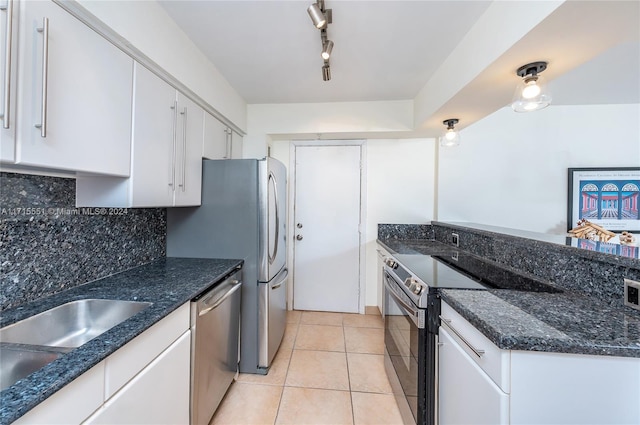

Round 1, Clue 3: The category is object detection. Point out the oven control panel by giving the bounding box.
[404,277,425,296]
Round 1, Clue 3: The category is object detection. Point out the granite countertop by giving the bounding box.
[0,257,243,424]
[378,238,640,358]
[440,289,640,358]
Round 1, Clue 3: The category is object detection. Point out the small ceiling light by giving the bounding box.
[321,40,334,60]
[322,64,331,81]
[511,61,552,112]
[307,2,326,29]
[440,119,460,147]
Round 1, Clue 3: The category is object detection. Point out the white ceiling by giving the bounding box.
[158,0,492,104]
[158,0,639,130]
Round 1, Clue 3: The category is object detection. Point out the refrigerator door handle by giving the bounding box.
[268,171,279,265]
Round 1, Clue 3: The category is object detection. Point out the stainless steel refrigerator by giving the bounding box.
[167,158,288,374]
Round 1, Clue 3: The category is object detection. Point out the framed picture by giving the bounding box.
[567,167,640,232]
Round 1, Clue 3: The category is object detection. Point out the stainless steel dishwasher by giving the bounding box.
[190,268,242,425]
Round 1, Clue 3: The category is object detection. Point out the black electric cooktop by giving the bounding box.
[393,252,562,293]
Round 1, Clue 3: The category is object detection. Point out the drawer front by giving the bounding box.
[440,301,510,393]
[14,362,105,425]
[104,303,190,399]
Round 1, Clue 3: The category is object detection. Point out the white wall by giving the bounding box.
[365,139,436,307]
[78,0,247,130]
[438,104,640,234]
[246,100,414,158]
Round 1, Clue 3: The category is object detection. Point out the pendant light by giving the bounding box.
[511,61,552,112]
[439,119,460,147]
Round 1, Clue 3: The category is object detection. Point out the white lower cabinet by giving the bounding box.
[438,327,509,425]
[376,246,389,316]
[14,303,191,425]
[84,331,190,425]
[13,362,105,425]
[439,301,640,425]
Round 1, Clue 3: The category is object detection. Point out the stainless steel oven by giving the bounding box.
[383,261,436,425]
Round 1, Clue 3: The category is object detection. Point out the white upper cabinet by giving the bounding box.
[203,111,229,160]
[0,0,18,162]
[129,63,177,206]
[76,63,203,207]
[14,0,133,175]
[230,130,243,159]
[128,63,203,207]
[203,112,243,159]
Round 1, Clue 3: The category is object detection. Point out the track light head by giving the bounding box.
[321,40,334,60]
[322,64,331,81]
[307,2,326,28]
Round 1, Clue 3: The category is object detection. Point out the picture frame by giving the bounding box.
[567,167,640,232]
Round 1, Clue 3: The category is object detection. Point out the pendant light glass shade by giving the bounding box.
[511,74,552,112]
[439,119,460,147]
[511,61,552,112]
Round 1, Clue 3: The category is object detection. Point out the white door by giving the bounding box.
[293,144,362,313]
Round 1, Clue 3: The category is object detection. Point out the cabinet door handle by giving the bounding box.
[179,106,187,192]
[225,128,231,159]
[1,0,13,130]
[440,316,485,358]
[169,100,178,188]
[34,17,49,137]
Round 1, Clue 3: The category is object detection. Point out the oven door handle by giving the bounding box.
[384,276,425,329]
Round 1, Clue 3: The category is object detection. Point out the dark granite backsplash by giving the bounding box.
[377,223,434,240]
[432,222,640,305]
[0,172,166,311]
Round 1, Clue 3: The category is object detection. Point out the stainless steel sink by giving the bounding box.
[0,299,152,348]
[0,346,62,391]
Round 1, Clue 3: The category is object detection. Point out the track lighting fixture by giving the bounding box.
[511,61,552,112]
[307,0,333,81]
[440,119,460,147]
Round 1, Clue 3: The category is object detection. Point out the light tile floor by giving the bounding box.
[210,310,404,425]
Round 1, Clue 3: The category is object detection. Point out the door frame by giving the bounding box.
[287,140,367,314]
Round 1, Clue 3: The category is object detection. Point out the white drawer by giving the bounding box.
[104,303,190,399]
[440,301,511,393]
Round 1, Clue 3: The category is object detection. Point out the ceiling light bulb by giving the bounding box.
[511,61,551,113]
[521,79,541,99]
[321,40,334,60]
[440,119,460,147]
[307,3,326,28]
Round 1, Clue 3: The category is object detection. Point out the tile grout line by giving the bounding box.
[344,321,357,425]
[273,316,299,425]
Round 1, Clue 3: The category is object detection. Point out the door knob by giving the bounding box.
[297,223,303,228]
[296,235,303,241]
